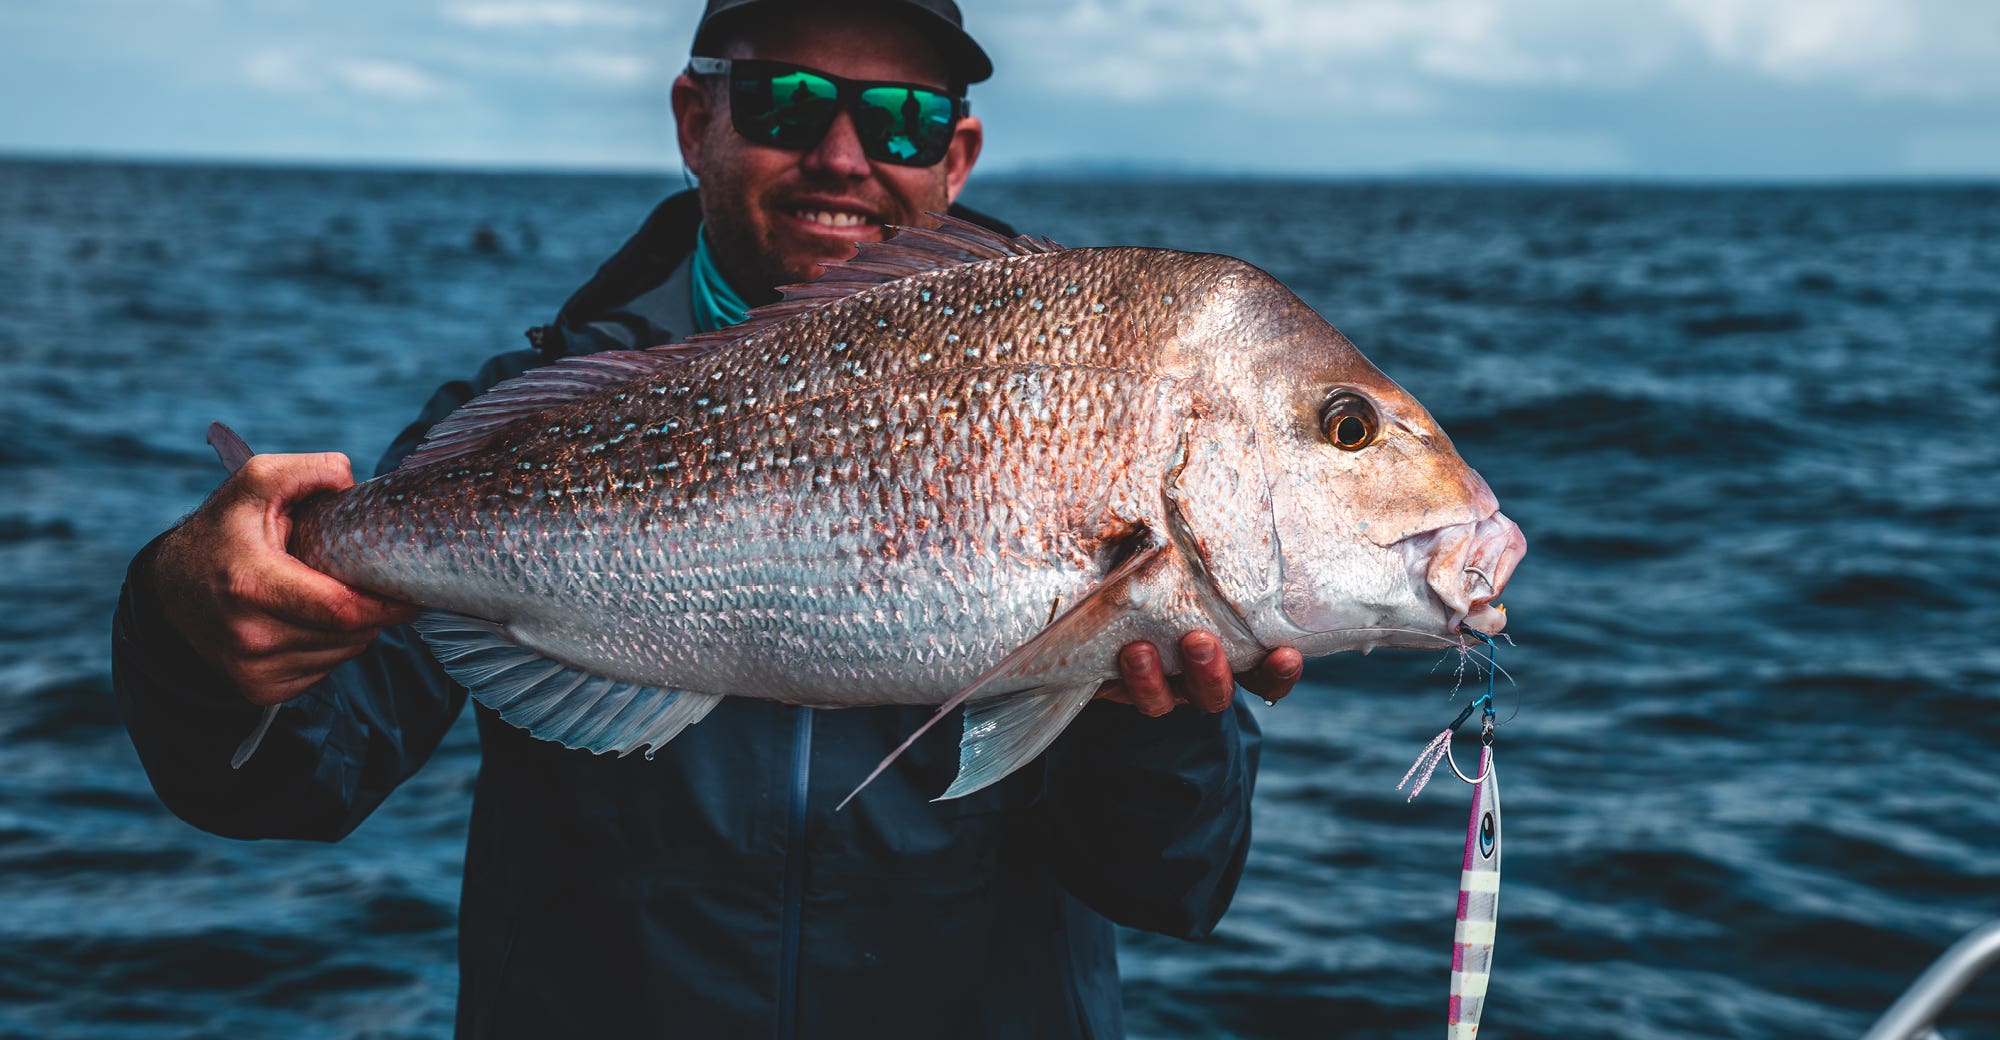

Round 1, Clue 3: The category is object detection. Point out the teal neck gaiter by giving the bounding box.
[689,224,752,333]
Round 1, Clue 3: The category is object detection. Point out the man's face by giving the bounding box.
[673,9,984,300]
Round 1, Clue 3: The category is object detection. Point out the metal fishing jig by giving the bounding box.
[1400,628,1504,1039]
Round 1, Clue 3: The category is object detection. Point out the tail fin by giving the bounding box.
[230,708,280,770]
[206,422,279,770]
[208,422,253,474]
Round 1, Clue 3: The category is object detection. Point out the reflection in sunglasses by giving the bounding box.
[695,57,964,167]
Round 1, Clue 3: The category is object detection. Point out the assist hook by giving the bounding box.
[1443,627,1500,785]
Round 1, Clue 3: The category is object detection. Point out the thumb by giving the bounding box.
[232,452,359,511]
[218,452,358,554]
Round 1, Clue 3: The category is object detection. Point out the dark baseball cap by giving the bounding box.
[691,0,993,85]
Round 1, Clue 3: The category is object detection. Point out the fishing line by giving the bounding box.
[1396,627,1505,799]
[1456,628,1520,729]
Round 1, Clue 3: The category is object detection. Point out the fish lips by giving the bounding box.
[1416,512,1526,636]
[1266,508,1523,651]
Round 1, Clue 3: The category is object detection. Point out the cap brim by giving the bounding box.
[693,0,992,85]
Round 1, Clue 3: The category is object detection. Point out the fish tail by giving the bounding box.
[205,421,281,769]
[207,422,254,474]
[230,705,280,770]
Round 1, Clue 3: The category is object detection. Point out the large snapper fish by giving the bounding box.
[244,219,1524,801]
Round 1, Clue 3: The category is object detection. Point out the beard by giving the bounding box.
[695,156,952,305]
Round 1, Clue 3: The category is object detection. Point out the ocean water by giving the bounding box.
[2,158,1997,1039]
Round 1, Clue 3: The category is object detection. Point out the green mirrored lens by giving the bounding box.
[725,61,959,166]
[734,69,838,147]
[856,86,955,163]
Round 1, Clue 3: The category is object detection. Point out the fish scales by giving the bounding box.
[259,218,1523,794]
[295,248,1220,705]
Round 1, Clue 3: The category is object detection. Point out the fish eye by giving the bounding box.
[1479,812,1496,858]
[1320,392,1378,451]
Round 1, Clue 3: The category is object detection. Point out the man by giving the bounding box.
[112,1,1303,1036]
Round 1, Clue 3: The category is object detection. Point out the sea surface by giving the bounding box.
[2,158,1997,1039]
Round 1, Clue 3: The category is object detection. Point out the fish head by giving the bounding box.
[1195,264,1525,654]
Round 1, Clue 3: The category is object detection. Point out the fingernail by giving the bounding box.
[1186,642,1215,665]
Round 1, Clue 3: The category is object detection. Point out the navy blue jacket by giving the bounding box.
[112,190,1262,1039]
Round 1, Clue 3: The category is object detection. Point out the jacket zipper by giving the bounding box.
[777,705,813,1040]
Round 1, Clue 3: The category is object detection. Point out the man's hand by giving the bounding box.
[1095,632,1304,717]
[148,452,418,707]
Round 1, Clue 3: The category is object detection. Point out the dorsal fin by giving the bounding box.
[398,346,703,471]
[400,217,1065,472]
[672,214,1064,352]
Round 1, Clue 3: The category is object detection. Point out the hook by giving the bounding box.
[1444,710,1494,784]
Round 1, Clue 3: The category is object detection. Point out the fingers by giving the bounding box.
[208,453,415,633]
[227,643,376,706]
[1100,634,1274,718]
[218,615,389,706]
[223,617,386,658]
[1240,646,1304,704]
[200,576,399,704]
[1092,679,1133,705]
[219,452,350,561]
[149,450,412,706]
[1115,642,1177,717]
[1104,628,1256,720]
[1178,631,1236,714]
[247,552,419,632]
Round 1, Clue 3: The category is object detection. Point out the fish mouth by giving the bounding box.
[1411,511,1526,636]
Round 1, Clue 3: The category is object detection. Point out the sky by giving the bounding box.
[2,0,1997,178]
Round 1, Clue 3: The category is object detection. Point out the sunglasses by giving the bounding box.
[686,57,967,168]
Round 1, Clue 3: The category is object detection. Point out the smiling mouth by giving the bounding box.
[789,207,876,229]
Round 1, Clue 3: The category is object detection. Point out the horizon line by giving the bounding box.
[3,146,1997,186]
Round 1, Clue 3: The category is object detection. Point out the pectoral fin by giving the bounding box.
[414,611,722,757]
[940,682,1100,801]
[836,538,1176,810]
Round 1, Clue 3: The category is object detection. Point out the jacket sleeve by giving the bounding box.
[109,349,546,841]
[1036,699,1263,939]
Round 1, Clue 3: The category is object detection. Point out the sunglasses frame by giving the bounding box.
[686,56,969,168]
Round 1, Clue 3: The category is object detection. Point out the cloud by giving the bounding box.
[1670,0,1913,80]
[7,0,1998,175]
[441,2,661,30]
[983,0,2000,106]
[243,47,451,102]
[552,49,655,88]
[983,0,1681,110]
[332,58,446,100]
[1668,0,2000,99]
[243,49,318,92]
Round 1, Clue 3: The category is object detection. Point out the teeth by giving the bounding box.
[797,209,870,228]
